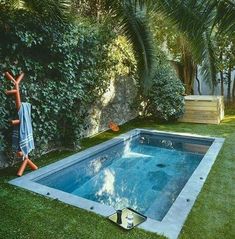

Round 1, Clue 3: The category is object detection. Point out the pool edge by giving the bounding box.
[9,129,225,239]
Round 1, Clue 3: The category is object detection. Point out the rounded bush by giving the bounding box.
[147,60,185,121]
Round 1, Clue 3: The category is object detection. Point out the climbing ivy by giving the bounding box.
[0,7,137,160]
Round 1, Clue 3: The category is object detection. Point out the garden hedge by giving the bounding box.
[0,7,136,162]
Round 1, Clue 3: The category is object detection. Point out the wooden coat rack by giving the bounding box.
[5,72,38,176]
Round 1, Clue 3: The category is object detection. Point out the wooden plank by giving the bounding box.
[179,95,224,124]
[183,112,219,117]
[185,95,221,101]
[182,113,219,119]
[185,105,218,111]
[183,111,219,117]
[185,101,218,107]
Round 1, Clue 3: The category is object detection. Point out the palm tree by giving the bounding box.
[155,0,235,93]
[106,1,156,94]
[2,0,157,94]
[87,0,235,94]
[1,0,72,20]
[2,0,235,94]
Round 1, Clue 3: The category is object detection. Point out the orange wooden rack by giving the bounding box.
[5,72,38,176]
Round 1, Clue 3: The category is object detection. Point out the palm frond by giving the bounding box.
[0,0,24,8]
[108,0,156,93]
[200,32,217,90]
[23,0,72,21]
[213,0,235,36]
[154,0,222,88]
[155,0,217,62]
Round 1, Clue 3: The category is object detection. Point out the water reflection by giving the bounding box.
[97,169,115,196]
[38,133,209,221]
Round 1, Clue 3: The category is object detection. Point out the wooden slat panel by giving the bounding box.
[178,95,224,124]
[183,111,218,117]
[185,105,218,111]
[185,101,217,107]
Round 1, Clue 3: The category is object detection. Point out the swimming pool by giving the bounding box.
[10,129,224,239]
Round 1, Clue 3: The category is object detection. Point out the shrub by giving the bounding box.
[145,58,185,121]
[0,7,137,159]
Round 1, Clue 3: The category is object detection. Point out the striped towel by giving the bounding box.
[12,126,20,152]
[18,103,35,156]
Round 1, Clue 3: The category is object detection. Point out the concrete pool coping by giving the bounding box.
[9,129,225,239]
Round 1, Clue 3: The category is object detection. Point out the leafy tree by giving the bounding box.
[154,0,235,93]
[150,14,196,94]
[3,0,235,95]
[216,34,235,101]
[1,0,155,94]
[0,0,72,20]
[0,8,137,158]
[144,54,185,121]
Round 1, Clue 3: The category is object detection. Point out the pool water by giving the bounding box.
[37,133,211,221]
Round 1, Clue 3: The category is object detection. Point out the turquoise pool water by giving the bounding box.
[37,133,211,221]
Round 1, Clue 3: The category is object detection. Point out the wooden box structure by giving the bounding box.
[179,95,224,124]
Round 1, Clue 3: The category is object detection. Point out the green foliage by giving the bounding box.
[0,85,8,151]
[154,0,235,88]
[0,0,72,21]
[0,8,137,157]
[146,56,185,121]
[216,34,235,72]
[213,0,235,36]
[108,0,156,94]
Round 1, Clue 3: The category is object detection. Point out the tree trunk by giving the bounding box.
[227,67,232,102]
[211,84,215,95]
[181,44,196,95]
[171,45,196,95]
[219,52,224,96]
[195,66,202,95]
[220,71,224,96]
[232,74,235,102]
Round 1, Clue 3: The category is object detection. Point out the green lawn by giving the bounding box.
[0,108,234,239]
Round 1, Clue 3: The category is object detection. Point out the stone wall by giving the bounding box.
[81,76,139,137]
[0,76,139,168]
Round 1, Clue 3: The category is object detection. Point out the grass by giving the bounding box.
[0,108,235,239]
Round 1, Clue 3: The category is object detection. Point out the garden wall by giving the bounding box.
[0,8,139,168]
[82,76,138,137]
[0,75,138,168]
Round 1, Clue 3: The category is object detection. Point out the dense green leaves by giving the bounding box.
[0,0,72,21]
[6,0,234,93]
[154,0,235,89]
[146,55,185,121]
[213,0,235,36]
[0,8,137,160]
[118,1,156,92]
[95,0,157,93]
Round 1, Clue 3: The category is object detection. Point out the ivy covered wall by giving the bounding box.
[0,8,138,166]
